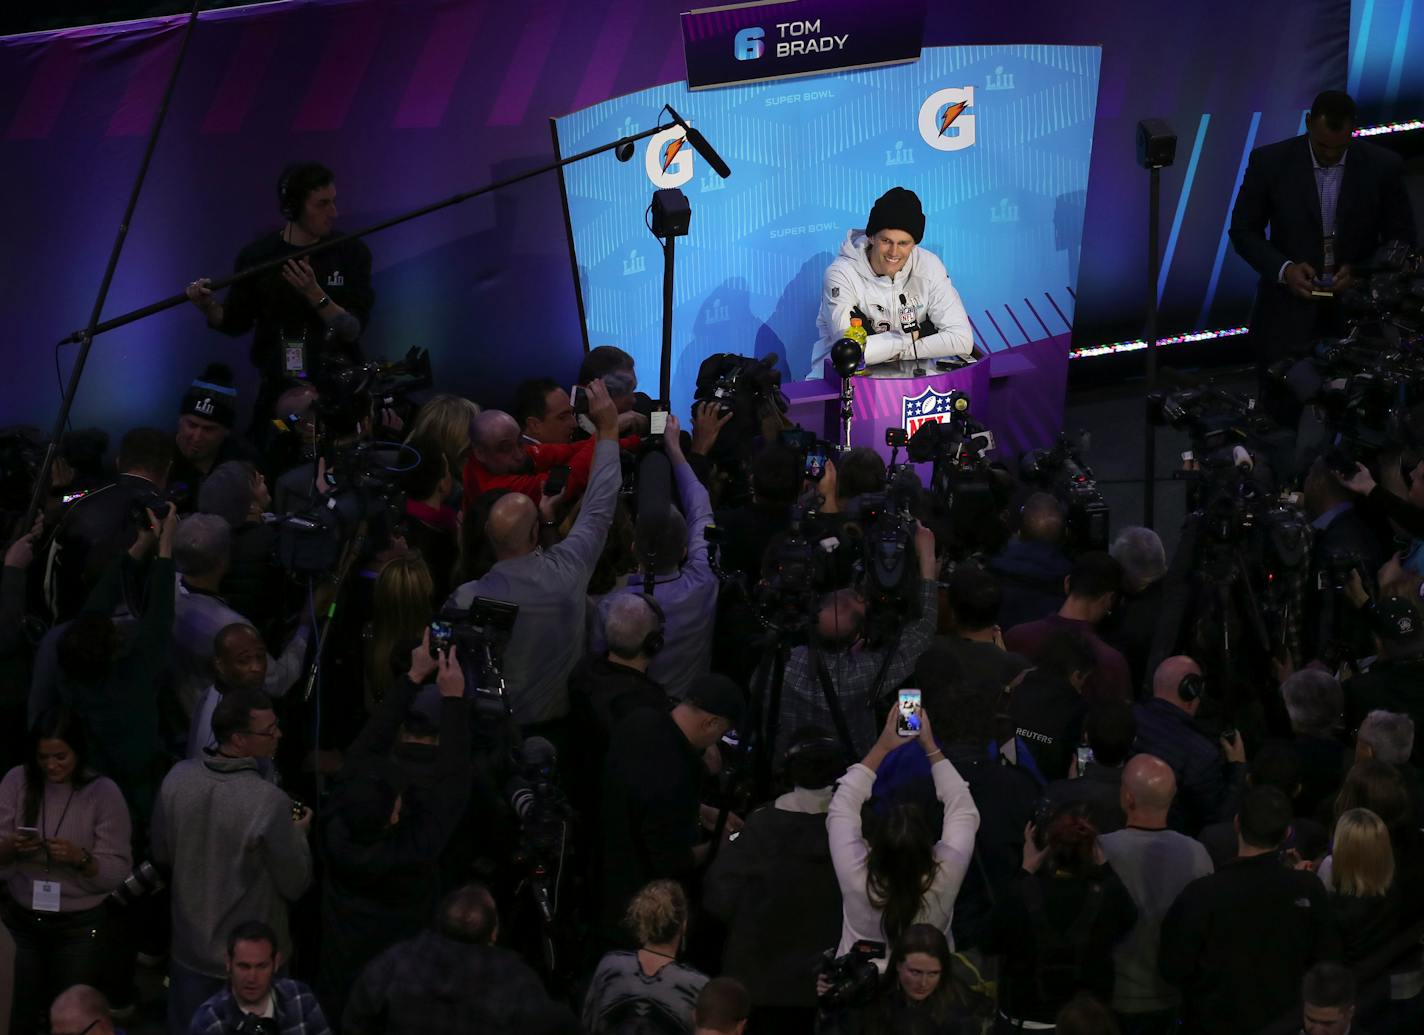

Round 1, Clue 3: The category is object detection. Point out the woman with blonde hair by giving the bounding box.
[364,552,435,709]
[583,879,709,1034]
[405,393,481,502]
[1318,807,1399,960]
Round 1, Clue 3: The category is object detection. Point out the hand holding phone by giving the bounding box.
[428,620,453,658]
[895,689,922,737]
[542,465,570,498]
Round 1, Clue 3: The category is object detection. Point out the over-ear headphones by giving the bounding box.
[638,592,666,657]
[1178,671,1204,702]
[277,165,298,222]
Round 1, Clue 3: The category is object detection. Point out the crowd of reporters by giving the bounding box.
[0,339,1423,1035]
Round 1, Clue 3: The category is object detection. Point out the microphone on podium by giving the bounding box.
[663,105,732,179]
[900,293,925,377]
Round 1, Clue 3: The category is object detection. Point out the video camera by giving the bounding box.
[1019,432,1110,552]
[902,393,1010,558]
[433,595,520,720]
[312,347,433,437]
[693,353,789,457]
[275,439,419,574]
[817,940,886,1012]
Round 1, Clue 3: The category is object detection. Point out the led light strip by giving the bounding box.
[1353,119,1424,138]
[1069,326,1250,359]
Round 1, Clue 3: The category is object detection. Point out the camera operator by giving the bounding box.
[818,924,979,1035]
[44,426,173,621]
[1042,701,1137,836]
[1132,657,1247,836]
[593,414,716,701]
[989,493,1072,630]
[318,630,470,1025]
[446,378,622,731]
[776,522,939,758]
[596,675,746,943]
[712,441,800,585]
[343,882,576,1035]
[1009,629,1096,781]
[152,687,313,1035]
[704,727,844,1032]
[184,162,373,434]
[1005,552,1130,705]
[188,921,330,1035]
[1101,527,1169,696]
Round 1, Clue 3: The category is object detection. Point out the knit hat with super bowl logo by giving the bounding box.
[180,363,238,429]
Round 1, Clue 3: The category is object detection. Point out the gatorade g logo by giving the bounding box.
[918,87,977,152]
[734,26,765,61]
[646,125,695,188]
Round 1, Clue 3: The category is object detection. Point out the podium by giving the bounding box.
[782,333,1070,469]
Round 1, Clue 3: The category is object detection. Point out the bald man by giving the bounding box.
[1100,755,1214,1029]
[447,379,622,727]
[1132,655,1247,834]
[50,985,116,1035]
[461,393,642,506]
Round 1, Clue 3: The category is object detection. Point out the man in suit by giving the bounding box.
[1229,90,1414,418]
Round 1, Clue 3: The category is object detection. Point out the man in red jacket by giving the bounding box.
[462,379,639,506]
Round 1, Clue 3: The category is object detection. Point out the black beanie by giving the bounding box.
[865,187,925,243]
[180,363,237,429]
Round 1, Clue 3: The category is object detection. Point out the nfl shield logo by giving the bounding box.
[902,386,960,436]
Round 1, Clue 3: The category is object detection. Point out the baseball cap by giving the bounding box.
[685,674,747,731]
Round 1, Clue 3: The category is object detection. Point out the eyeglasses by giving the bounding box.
[54,1020,100,1035]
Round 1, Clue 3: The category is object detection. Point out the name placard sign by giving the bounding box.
[681,0,926,90]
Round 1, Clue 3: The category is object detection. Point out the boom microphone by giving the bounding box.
[663,105,732,179]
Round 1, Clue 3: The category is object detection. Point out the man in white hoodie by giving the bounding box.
[809,187,975,377]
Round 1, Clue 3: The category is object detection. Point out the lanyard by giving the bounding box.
[39,785,77,842]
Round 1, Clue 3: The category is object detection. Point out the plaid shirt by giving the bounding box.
[189,979,330,1035]
[775,582,938,757]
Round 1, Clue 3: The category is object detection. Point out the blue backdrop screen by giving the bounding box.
[554,44,1101,413]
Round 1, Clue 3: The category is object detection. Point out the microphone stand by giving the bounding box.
[21,111,679,536]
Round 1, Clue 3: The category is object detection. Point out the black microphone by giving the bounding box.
[900,293,925,377]
[664,105,731,179]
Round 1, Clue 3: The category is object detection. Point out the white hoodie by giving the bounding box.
[808,229,974,378]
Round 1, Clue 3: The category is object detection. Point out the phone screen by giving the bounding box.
[804,450,828,481]
[1076,745,1094,775]
[649,410,669,437]
[896,689,922,737]
[429,620,453,657]
[570,384,588,415]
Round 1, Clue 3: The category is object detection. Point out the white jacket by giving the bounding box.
[827,755,980,964]
[809,230,974,378]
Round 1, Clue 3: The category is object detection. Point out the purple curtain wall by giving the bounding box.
[0,0,1347,435]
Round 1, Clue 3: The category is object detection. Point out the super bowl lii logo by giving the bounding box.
[885,140,915,167]
[985,65,1015,91]
[623,248,646,276]
[990,197,1020,223]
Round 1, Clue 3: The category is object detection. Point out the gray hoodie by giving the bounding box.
[152,754,312,977]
